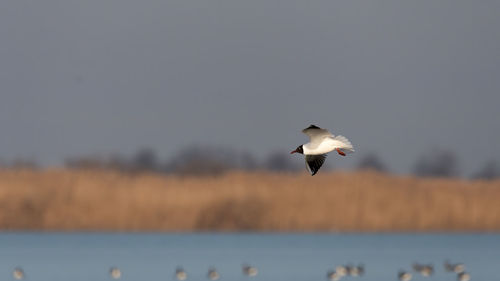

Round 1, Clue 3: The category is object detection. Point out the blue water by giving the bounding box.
[0,233,498,281]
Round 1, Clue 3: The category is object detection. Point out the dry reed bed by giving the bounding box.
[0,169,499,231]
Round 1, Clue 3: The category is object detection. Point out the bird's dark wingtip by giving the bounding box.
[306,124,321,130]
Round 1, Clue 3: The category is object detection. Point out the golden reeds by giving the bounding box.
[0,169,499,231]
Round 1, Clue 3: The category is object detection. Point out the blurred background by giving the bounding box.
[1,0,500,232]
[1,0,500,280]
[1,0,499,177]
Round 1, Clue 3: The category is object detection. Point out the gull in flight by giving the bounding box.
[291,125,354,175]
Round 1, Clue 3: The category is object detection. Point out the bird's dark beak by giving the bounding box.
[290,149,297,154]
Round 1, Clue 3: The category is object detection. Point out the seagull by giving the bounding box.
[346,264,364,277]
[109,267,122,279]
[398,271,412,281]
[413,263,434,276]
[176,267,187,281]
[419,264,434,277]
[355,264,365,276]
[457,272,471,281]
[13,267,24,280]
[242,264,258,277]
[327,270,342,281]
[444,260,465,274]
[335,265,347,277]
[291,125,355,175]
[207,267,220,280]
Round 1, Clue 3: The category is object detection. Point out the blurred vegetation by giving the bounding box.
[473,160,500,180]
[2,146,499,231]
[2,146,499,179]
[165,146,260,176]
[413,148,460,178]
[0,158,39,170]
[264,152,300,172]
[0,169,499,231]
[64,146,298,176]
[357,153,388,173]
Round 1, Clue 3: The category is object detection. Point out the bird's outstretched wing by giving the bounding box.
[302,125,333,145]
[305,154,327,176]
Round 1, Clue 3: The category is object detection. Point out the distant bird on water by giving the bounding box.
[457,272,471,281]
[291,125,354,175]
[176,267,187,281]
[335,265,348,277]
[13,267,24,280]
[444,260,466,273]
[109,267,122,279]
[207,267,220,280]
[327,270,342,281]
[398,271,412,281]
[346,264,364,277]
[242,264,258,277]
[413,263,434,277]
[420,265,434,277]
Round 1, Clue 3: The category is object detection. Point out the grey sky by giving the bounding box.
[1,0,499,175]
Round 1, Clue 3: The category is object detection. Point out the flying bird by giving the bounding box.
[291,125,354,175]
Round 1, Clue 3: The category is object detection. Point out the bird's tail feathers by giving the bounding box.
[334,135,355,153]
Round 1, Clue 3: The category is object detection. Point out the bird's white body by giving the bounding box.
[303,135,354,155]
[301,125,354,155]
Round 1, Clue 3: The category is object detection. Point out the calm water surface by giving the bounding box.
[0,233,498,281]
